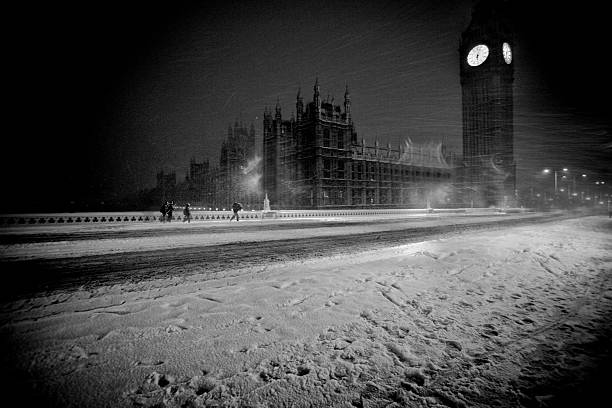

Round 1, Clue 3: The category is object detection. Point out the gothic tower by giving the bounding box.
[460,0,515,207]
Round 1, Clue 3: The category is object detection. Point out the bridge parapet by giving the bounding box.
[0,208,531,227]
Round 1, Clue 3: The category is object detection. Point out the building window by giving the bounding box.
[366,189,376,205]
[352,189,362,205]
[321,189,330,206]
[338,131,344,149]
[323,128,330,147]
[323,159,331,178]
[384,164,391,181]
[381,189,389,204]
[337,161,345,179]
[392,189,400,203]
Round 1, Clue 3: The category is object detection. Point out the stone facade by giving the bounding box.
[263,79,455,210]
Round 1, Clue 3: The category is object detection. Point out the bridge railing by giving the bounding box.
[0,207,533,227]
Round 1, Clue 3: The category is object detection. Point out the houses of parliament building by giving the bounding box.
[263,80,454,209]
[157,85,456,211]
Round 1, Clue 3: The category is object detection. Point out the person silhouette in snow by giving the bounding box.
[160,201,168,222]
[166,201,175,222]
[183,203,192,223]
[230,202,242,221]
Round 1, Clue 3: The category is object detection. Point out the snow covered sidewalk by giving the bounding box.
[1,216,611,407]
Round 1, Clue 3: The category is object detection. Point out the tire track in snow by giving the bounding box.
[0,213,570,301]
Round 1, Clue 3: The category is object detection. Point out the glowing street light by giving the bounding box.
[542,167,568,193]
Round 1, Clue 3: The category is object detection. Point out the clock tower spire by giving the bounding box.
[460,0,515,207]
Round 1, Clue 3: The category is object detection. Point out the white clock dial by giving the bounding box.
[503,42,512,64]
[467,44,489,66]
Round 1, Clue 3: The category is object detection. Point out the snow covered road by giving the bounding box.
[0,214,610,408]
[0,211,568,299]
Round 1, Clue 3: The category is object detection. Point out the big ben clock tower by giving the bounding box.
[460,0,515,207]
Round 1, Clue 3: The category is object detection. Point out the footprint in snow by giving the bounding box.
[480,324,499,338]
[420,251,439,260]
[458,300,473,309]
[165,324,187,333]
[240,316,263,323]
[135,359,165,367]
[326,299,340,307]
[271,281,295,289]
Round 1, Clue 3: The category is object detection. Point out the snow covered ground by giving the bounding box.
[0,214,611,408]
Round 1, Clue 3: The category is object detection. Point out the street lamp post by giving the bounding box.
[543,168,572,208]
[595,181,606,204]
[543,168,562,193]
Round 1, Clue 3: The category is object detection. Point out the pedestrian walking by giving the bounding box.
[230,201,242,221]
[183,203,192,223]
[167,201,175,222]
[160,201,168,222]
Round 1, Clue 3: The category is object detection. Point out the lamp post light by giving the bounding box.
[542,167,585,209]
[542,168,568,193]
[542,168,555,192]
[595,181,606,204]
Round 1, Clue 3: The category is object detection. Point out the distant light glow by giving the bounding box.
[543,169,551,174]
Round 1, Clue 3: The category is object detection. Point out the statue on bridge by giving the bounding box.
[263,193,271,212]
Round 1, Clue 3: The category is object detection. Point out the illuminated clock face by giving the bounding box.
[503,42,512,64]
[467,44,489,66]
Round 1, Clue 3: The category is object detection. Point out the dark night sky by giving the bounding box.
[5,0,611,211]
